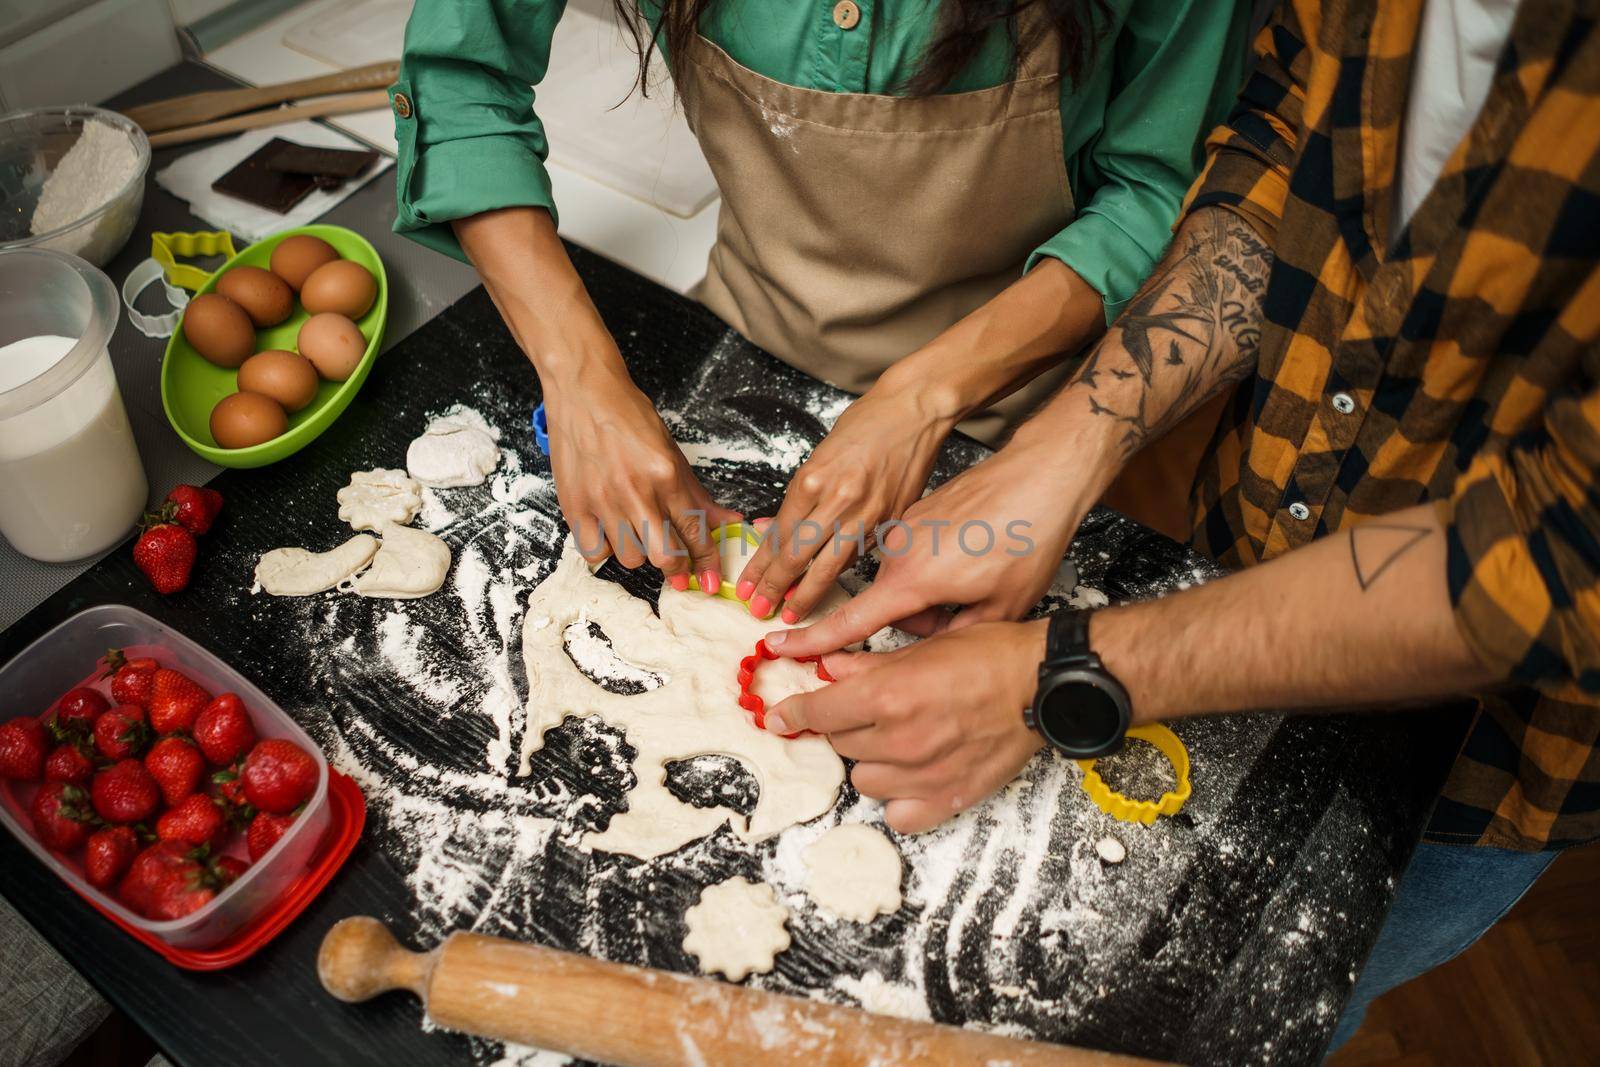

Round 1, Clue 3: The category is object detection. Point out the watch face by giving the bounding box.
[1037,674,1127,755]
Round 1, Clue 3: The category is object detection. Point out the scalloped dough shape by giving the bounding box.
[255,535,378,596]
[347,522,451,599]
[682,877,790,980]
[337,468,421,531]
[803,824,903,922]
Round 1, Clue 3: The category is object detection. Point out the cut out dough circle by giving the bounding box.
[682,876,790,980]
[803,823,904,922]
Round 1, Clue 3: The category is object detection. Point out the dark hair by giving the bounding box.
[611,0,1105,100]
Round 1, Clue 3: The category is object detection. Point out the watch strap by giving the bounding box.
[1044,610,1096,669]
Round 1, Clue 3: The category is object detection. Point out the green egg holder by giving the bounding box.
[159,224,388,469]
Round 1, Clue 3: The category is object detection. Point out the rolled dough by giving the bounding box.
[255,535,377,596]
[406,408,501,487]
[519,537,849,859]
[803,824,903,922]
[681,877,790,980]
[337,468,422,531]
[348,522,451,599]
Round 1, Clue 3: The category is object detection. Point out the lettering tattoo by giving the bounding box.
[1349,523,1432,592]
[1075,209,1275,457]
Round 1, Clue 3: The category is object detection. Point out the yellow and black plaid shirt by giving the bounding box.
[1183,0,1600,850]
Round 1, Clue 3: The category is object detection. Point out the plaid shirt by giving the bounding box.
[1182,0,1600,850]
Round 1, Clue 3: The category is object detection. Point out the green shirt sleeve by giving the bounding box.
[1028,0,1252,323]
[390,0,568,261]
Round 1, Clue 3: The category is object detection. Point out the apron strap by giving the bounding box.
[1014,0,1064,83]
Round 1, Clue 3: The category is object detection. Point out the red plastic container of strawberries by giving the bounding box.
[0,605,362,968]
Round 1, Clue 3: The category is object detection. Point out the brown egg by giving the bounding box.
[297,313,367,382]
[181,293,255,369]
[300,260,377,319]
[215,266,293,328]
[268,234,339,292]
[237,349,320,412]
[210,391,287,449]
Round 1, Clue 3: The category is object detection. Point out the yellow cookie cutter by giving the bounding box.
[151,230,238,291]
[688,522,762,602]
[1076,723,1192,825]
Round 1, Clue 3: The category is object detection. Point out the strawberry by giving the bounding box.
[91,759,160,824]
[0,716,48,781]
[43,742,94,785]
[210,764,249,817]
[93,705,149,761]
[29,782,93,851]
[118,842,216,920]
[164,485,224,537]
[103,650,159,707]
[147,669,210,735]
[246,809,296,860]
[211,854,249,886]
[132,516,196,595]
[146,736,205,806]
[54,687,109,733]
[241,739,317,814]
[84,826,139,890]
[156,794,226,848]
[191,693,255,766]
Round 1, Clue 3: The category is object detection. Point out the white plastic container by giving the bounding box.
[0,248,148,562]
[0,605,331,951]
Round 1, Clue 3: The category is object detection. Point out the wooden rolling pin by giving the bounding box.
[319,917,1166,1067]
[145,90,391,149]
[123,60,399,133]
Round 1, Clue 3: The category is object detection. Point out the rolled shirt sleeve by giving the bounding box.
[391,0,568,261]
[1029,0,1252,322]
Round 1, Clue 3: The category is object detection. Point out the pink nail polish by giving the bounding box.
[668,573,690,591]
[736,580,756,601]
[701,570,719,594]
[781,607,798,625]
[783,584,798,600]
[750,595,772,618]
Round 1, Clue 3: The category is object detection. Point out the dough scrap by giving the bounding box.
[337,468,421,531]
[255,535,378,596]
[1096,836,1126,864]
[406,407,501,487]
[803,824,903,922]
[682,877,790,980]
[519,537,848,859]
[348,522,451,599]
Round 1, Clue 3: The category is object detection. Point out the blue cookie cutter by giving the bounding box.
[531,402,550,456]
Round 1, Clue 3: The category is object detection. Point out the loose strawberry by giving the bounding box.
[29,782,93,851]
[146,736,205,806]
[84,826,139,890]
[103,650,159,707]
[54,687,110,733]
[91,759,160,824]
[93,705,149,761]
[156,794,226,848]
[0,717,48,781]
[246,809,296,860]
[146,669,210,735]
[119,842,215,920]
[241,739,317,814]
[192,693,255,766]
[43,742,94,785]
[132,516,196,595]
[211,854,249,886]
[164,485,224,537]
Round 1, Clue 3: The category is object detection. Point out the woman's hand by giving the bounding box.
[766,433,1108,656]
[765,619,1048,833]
[546,362,740,589]
[735,384,957,623]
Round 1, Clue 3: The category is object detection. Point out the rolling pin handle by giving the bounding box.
[318,916,434,1004]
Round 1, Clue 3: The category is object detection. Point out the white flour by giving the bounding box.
[30,119,139,255]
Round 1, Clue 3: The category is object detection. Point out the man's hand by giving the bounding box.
[765,620,1048,833]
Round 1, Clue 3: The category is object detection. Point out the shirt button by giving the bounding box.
[1288,502,1311,521]
[833,0,861,29]
[1331,392,1356,415]
[392,92,413,120]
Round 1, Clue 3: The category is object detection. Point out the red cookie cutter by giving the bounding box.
[737,639,833,738]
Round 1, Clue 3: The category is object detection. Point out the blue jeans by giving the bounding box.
[1326,841,1559,1054]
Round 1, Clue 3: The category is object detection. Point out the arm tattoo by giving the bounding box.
[1076,209,1274,457]
[1349,524,1432,591]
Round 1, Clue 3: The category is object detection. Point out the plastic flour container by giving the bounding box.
[0,248,148,562]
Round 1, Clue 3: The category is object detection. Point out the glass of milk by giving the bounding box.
[0,248,148,562]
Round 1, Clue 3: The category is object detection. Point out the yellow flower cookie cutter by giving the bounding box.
[687,522,762,602]
[1076,723,1192,825]
[151,230,238,290]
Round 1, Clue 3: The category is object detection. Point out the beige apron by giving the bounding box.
[679,12,1077,446]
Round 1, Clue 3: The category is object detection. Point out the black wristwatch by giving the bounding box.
[1024,610,1131,759]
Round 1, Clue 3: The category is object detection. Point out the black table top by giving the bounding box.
[0,64,1466,1067]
